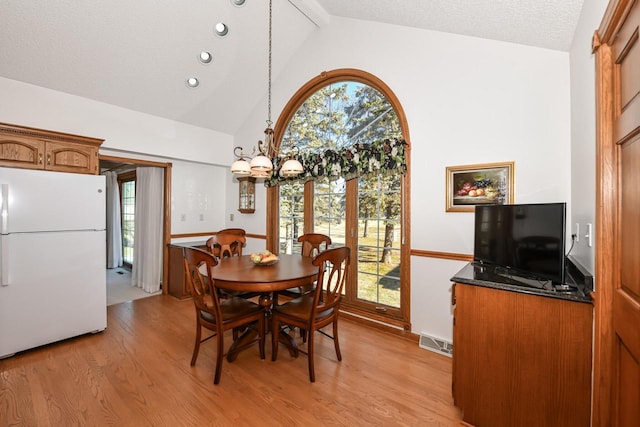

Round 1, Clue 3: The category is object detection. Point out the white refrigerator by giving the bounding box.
[0,167,107,358]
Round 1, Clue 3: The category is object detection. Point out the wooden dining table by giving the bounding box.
[210,254,317,361]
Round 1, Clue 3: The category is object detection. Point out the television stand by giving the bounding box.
[451,281,592,426]
[497,273,553,290]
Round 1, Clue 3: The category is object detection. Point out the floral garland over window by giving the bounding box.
[265,137,408,187]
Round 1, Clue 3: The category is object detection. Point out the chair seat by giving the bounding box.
[273,295,334,322]
[279,281,316,297]
[221,289,261,300]
[200,296,263,324]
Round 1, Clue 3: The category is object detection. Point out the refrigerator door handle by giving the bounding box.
[1,183,7,234]
[0,235,8,286]
[1,184,7,286]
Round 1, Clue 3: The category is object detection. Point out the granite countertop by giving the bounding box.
[169,240,208,248]
[451,262,592,304]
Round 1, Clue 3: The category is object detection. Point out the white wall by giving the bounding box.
[230,17,573,341]
[569,0,610,276]
[0,77,235,240]
[0,77,234,165]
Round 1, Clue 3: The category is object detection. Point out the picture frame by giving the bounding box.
[446,161,515,212]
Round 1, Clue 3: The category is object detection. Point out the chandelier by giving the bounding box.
[231,0,303,179]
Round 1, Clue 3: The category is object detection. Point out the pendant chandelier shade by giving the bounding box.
[230,0,303,179]
[280,157,305,177]
[249,154,273,172]
[231,158,251,175]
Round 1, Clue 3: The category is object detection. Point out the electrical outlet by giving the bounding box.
[574,223,579,242]
[180,214,186,222]
[199,213,204,221]
[229,213,234,222]
[585,223,593,247]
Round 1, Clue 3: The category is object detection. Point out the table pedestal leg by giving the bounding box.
[226,325,259,362]
[278,329,299,358]
[226,292,300,362]
[266,292,299,358]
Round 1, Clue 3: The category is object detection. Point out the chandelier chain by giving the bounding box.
[231,0,303,178]
[267,0,272,125]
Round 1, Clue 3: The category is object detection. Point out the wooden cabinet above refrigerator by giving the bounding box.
[0,122,103,175]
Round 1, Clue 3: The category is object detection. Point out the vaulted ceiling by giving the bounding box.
[0,0,584,135]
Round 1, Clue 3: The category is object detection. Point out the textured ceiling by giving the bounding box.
[317,0,586,51]
[0,0,585,135]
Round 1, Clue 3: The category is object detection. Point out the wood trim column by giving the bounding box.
[266,186,279,253]
[591,0,635,424]
[303,180,314,235]
[163,164,172,295]
[592,40,616,426]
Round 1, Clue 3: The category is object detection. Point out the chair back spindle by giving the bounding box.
[207,232,246,259]
[298,233,331,258]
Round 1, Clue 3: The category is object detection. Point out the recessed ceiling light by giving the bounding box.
[199,51,212,64]
[214,22,229,37]
[186,77,200,88]
[231,0,246,6]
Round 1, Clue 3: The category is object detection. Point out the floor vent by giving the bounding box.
[418,333,453,357]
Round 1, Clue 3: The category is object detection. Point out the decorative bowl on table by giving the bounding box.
[250,250,279,266]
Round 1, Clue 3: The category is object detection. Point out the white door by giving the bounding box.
[0,168,105,233]
[0,230,106,358]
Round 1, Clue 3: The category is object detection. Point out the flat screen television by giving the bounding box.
[473,202,567,285]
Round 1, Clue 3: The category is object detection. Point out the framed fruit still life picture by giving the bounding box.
[446,161,515,212]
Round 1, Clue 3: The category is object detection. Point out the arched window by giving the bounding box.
[267,69,411,329]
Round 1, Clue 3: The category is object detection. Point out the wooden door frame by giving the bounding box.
[591,0,636,425]
[100,154,173,295]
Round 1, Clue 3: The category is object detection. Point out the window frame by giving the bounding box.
[118,170,136,270]
[267,68,412,330]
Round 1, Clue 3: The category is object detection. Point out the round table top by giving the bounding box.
[211,254,317,292]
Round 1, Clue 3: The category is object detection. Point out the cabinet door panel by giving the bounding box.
[45,140,97,174]
[0,136,45,170]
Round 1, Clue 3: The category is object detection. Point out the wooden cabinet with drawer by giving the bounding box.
[452,282,592,427]
[168,242,209,299]
[0,122,103,175]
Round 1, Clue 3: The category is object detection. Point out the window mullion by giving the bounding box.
[303,180,314,234]
[345,178,358,301]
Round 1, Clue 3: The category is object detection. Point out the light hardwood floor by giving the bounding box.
[0,295,463,426]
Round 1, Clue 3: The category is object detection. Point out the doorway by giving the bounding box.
[118,170,136,269]
[99,155,172,305]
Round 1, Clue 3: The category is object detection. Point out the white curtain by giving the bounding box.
[132,167,164,293]
[104,171,123,268]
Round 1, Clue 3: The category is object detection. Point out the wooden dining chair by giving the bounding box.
[206,231,246,258]
[271,246,350,382]
[277,233,332,342]
[280,233,332,298]
[183,247,265,385]
[217,227,246,236]
[206,232,258,301]
[298,233,332,258]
